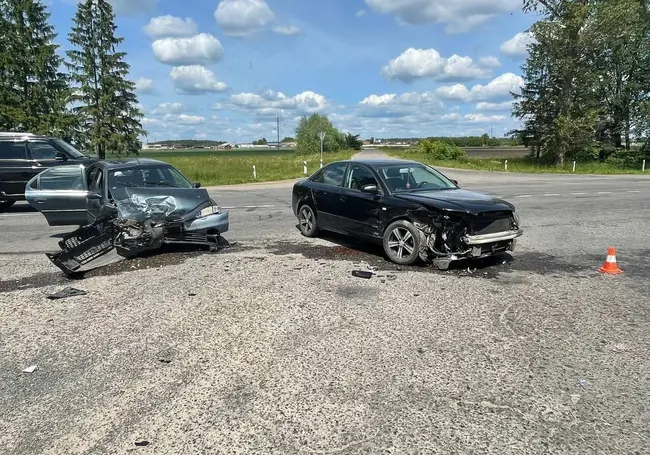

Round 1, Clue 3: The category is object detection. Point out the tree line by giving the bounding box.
[512,0,650,166]
[0,0,145,159]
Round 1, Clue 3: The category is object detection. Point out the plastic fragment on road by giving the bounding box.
[134,440,150,447]
[22,365,38,373]
[47,287,87,300]
[352,270,374,279]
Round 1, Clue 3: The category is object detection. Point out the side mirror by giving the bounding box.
[55,152,67,162]
[86,192,102,200]
[361,184,378,194]
[451,179,459,186]
[193,182,201,188]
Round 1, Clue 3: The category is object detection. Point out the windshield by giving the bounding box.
[108,165,194,190]
[377,163,457,193]
[51,138,86,158]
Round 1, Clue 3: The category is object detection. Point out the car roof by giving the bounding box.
[94,158,170,169]
[329,158,422,168]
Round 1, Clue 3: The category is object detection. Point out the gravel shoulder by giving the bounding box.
[1,236,649,454]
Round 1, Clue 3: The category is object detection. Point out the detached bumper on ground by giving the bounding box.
[46,210,231,277]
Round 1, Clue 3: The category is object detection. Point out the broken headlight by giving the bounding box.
[512,210,520,226]
[197,205,221,218]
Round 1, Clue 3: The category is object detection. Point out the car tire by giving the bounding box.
[298,204,319,237]
[0,200,16,212]
[383,219,421,265]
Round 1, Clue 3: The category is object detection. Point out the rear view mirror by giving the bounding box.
[193,182,201,188]
[55,152,67,162]
[361,184,378,194]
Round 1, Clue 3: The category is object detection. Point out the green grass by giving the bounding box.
[139,148,295,159]
[386,150,648,175]
[141,149,357,186]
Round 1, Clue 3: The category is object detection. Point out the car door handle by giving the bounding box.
[34,198,46,203]
[340,195,347,202]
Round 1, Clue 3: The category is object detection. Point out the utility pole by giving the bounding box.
[276,113,280,151]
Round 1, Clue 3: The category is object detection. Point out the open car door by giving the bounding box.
[25,164,90,226]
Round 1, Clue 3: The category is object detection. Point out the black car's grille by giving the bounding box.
[471,212,512,235]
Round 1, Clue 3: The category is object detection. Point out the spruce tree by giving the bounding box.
[0,0,73,134]
[66,0,146,158]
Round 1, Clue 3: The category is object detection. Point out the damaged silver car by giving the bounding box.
[25,158,229,275]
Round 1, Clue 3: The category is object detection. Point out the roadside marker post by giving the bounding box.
[504,160,508,171]
[643,159,646,172]
[303,161,308,175]
[253,165,256,179]
[318,131,326,169]
[573,161,576,173]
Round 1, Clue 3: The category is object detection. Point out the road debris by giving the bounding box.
[134,440,150,447]
[22,365,38,373]
[351,270,374,279]
[46,287,87,300]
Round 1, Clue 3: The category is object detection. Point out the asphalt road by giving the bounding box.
[1,151,649,454]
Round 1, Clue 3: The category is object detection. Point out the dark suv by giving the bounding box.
[0,132,96,211]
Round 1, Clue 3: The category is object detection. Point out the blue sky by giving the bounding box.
[48,0,539,142]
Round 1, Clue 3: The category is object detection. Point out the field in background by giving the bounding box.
[142,149,356,186]
[139,148,295,159]
[387,149,648,175]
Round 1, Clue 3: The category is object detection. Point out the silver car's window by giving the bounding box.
[39,166,84,190]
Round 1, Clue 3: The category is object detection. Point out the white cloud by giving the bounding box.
[134,77,156,94]
[500,32,536,58]
[435,73,524,102]
[272,25,300,35]
[365,0,520,34]
[143,16,198,38]
[464,113,507,123]
[151,102,185,115]
[178,114,205,124]
[478,56,501,69]
[170,65,228,94]
[358,92,443,118]
[476,101,514,111]
[152,33,224,66]
[215,0,275,36]
[382,48,493,83]
[229,89,328,116]
[356,10,367,17]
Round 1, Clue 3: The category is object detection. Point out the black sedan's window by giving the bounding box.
[345,164,377,191]
[312,163,347,187]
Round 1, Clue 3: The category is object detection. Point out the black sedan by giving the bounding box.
[291,159,523,268]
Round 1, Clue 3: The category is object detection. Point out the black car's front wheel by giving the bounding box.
[298,204,319,237]
[0,200,16,212]
[383,220,421,265]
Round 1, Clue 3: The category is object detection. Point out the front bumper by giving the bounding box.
[461,229,523,245]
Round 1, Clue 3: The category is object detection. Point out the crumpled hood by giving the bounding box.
[394,189,515,215]
[112,187,211,222]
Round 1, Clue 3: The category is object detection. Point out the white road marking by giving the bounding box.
[628,190,640,193]
[597,191,612,194]
[515,195,532,198]
[571,192,586,195]
[544,193,561,196]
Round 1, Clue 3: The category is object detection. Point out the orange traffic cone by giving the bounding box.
[599,246,622,274]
